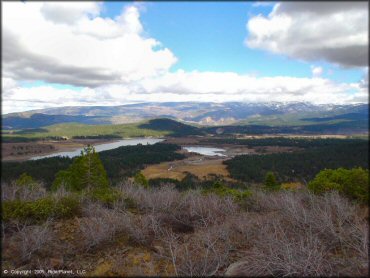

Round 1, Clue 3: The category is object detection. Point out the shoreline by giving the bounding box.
[2,137,165,162]
[1,138,122,162]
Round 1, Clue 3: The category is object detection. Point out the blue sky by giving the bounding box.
[100,1,363,83]
[2,1,368,113]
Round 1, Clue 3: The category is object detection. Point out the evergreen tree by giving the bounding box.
[134,172,149,188]
[52,145,109,191]
[264,171,279,190]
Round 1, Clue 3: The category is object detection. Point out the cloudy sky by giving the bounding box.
[2,1,368,114]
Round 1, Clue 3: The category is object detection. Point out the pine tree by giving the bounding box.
[52,145,109,191]
[134,172,149,188]
[264,171,279,191]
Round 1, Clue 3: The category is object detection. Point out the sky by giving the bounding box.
[2,1,369,114]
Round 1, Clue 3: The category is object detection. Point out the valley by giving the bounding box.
[2,1,368,275]
[2,110,368,277]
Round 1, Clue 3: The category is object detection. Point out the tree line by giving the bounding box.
[1,143,185,188]
[205,137,366,149]
[224,141,368,183]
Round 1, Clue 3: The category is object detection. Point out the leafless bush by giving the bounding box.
[117,182,239,229]
[1,181,46,201]
[159,225,232,276]
[123,213,161,246]
[117,182,183,213]
[274,190,368,261]
[224,213,262,246]
[5,221,54,264]
[77,202,128,250]
[226,190,369,276]
[51,184,72,200]
[230,218,332,276]
[183,191,238,228]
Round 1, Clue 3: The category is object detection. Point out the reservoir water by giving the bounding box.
[183,146,226,157]
[30,138,164,160]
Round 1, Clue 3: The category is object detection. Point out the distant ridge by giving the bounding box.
[2,102,368,131]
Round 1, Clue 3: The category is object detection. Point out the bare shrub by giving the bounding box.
[123,213,162,246]
[117,182,183,213]
[178,191,238,228]
[117,182,239,229]
[123,210,192,246]
[275,190,368,262]
[227,190,369,276]
[224,213,263,247]
[1,181,46,201]
[51,184,72,200]
[5,221,54,264]
[159,225,232,276]
[231,218,332,277]
[77,202,128,250]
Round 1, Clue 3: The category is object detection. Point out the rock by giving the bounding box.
[50,257,64,268]
[224,261,248,276]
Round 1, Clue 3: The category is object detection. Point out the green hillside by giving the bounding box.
[1,118,205,141]
[2,122,169,140]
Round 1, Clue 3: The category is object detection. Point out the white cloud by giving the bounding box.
[2,1,177,87]
[2,1,367,114]
[2,77,17,91]
[246,2,368,67]
[40,2,102,25]
[311,66,323,77]
[3,71,367,114]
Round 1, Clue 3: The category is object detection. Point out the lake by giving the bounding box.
[30,138,164,160]
[183,146,227,157]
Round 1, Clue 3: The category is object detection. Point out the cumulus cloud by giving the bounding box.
[359,67,369,89]
[40,2,102,25]
[311,66,323,77]
[246,2,368,67]
[3,71,367,114]
[1,1,367,114]
[2,1,177,87]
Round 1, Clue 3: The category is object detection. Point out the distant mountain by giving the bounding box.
[2,113,110,130]
[2,102,368,132]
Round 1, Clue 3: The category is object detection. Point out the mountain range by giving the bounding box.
[2,102,368,133]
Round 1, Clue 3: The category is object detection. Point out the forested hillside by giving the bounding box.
[138,118,204,136]
[224,141,368,183]
[205,137,365,148]
[1,143,185,188]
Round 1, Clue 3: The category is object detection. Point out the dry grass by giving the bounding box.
[142,159,231,180]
